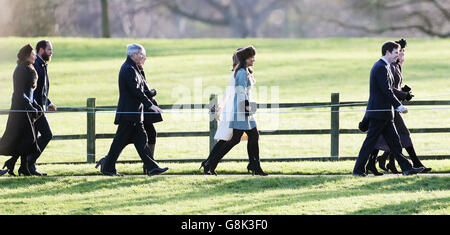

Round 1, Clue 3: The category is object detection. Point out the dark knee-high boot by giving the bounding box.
[386,152,400,174]
[405,146,431,173]
[377,151,389,171]
[247,155,268,176]
[18,156,31,176]
[366,153,383,176]
[2,155,19,176]
[200,141,226,175]
[143,144,156,174]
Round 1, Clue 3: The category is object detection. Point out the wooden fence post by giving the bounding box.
[209,94,218,153]
[87,98,96,163]
[331,93,339,159]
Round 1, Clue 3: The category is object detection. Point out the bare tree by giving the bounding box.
[8,0,61,36]
[325,0,450,38]
[161,0,294,38]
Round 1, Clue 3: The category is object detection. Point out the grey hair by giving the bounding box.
[126,43,145,57]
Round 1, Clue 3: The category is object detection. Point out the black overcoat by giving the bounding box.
[0,64,42,157]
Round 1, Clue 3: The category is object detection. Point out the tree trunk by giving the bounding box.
[101,0,111,38]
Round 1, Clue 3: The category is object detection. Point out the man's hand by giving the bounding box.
[396,105,408,114]
[48,104,57,111]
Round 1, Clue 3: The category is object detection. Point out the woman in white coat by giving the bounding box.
[200,49,241,175]
[202,46,267,176]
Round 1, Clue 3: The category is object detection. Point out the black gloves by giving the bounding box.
[149,89,157,97]
[401,85,411,92]
[402,85,414,101]
[358,116,369,132]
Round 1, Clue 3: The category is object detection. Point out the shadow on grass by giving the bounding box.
[0,176,448,214]
[348,196,450,215]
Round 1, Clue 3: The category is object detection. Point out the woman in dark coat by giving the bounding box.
[0,44,43,176]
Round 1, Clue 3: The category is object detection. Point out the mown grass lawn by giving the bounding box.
[0,174,448,215]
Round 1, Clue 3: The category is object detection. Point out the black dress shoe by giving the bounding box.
[147,167,169,176]
[28,164,47,176]
[30,170,47,176]
[18,167,32,176]
[414,165,432,173]
[352,172,367,177]
[366,167,384,176]
[0,169,9,176]
[386,162,401,174]
[421,167,432,173]
[402,167,425,176]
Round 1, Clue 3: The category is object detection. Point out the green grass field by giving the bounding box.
[0,37,449,162]
[1,173,449,215]
[0,37,449,215]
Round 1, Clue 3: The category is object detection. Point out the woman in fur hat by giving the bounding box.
[203,45,267,176]
[0,44,43,176]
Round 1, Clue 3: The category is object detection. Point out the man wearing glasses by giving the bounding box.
[96,44,168,176]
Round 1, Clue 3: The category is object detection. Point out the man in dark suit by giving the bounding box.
[26,40,56,176]
[96,44,168,176]
[353,41,424,176]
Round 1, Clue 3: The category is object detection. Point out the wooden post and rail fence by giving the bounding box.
[1,93,449,164]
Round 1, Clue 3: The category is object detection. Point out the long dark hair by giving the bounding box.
[234,59,247,78]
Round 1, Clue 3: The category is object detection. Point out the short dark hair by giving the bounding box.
[381,41,400,56]
[36,40,50,53]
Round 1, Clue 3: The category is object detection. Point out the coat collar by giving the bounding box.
[126,56,139,70]
[380,57,390,66]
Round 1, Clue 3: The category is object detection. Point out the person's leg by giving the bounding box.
[201,140,227,173]
[405,146,431,172]
[207,129,244,173]
[2,155,20,176]
[101,122,132,174]
[377,150,390,171]
[245,128,267,176]
[27,115,52,174]
[385,151,400,173]
[353,119,386,175]
[380,121,414,173]
[133,122,167,175]
[18,155,31,176]
[366,149,383,176]
[145,123,157,160]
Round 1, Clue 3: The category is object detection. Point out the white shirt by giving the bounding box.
[380,57,390,65]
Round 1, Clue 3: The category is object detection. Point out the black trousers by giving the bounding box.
[354,118,412,174]
[28,114,53,165]
[210,128,260,165]
[103,120,159,173]
[144,122,157,145]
